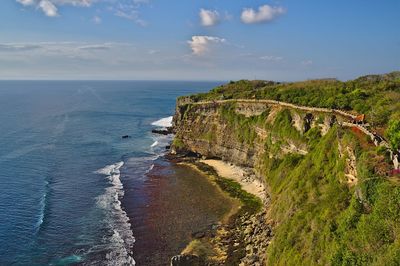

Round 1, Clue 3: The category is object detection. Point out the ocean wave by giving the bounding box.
[35,180,49,233]
[95,162,136,266]
[149,133,173,157]
[95,162,124,176]
[145,164,155,174]
[151,116,173,128]
[150,141,159,148]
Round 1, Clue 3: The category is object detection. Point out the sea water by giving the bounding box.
[0,81,222,265]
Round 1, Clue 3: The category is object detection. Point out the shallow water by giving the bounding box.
[123,159,234,265]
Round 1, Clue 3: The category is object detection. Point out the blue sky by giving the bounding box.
[0,0,399,80]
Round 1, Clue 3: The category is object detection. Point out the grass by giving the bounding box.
[172,137,185,150]
[182,239,215,258]
[218,102,269,146]
[262,127,400,265]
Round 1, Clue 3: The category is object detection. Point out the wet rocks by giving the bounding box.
[207,209,273,265]
[170,254,203,266]
[192,231,206,239]
[237,210,272,265]
[152,127,174,135]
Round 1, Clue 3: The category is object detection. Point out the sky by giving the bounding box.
[0,0,399,81]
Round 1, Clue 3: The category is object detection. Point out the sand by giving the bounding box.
[200,159,267,202]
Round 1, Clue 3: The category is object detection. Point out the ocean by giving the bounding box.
[0,81,226,265]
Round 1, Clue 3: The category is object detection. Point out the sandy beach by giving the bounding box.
[200,159,267,202]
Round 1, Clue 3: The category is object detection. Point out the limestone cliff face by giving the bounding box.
[172,98,340,182]
[173,101,259,168]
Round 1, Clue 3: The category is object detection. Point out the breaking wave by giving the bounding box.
[151,116,173,128]
[95,162,136,266]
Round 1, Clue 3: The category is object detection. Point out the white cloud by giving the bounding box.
[16,0,93,17]
[92,15,101,24]
[224,11,233,21]
[148,49,160,55]
[110,1,150,26]
[132,0,149,4]
[39,0,58,17]
[199,9,220,26]
[77,44,111,50]
[188,36,226,56]
[241,5,286,24]
[55,0,92,6]
[0,43,43,51]
[16,0,35,5]
[16,0,150,24]
[114,9,147,26]
[301,60,313,66]
[260,55,283,61]
[0,42,124,54]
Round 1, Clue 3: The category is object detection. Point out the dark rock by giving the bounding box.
[329,115,337,127]
[304,113,314,132]
[121,135,131,139]
[152,127,174,135]
[192,231,206,239]
[166,145,171,150]
[210,224,220,230]
[170,254,204,266]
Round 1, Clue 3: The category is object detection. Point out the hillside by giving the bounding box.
[171,72,400,265]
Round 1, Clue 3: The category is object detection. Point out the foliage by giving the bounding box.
[270,109,303,142]
[187,71,400,129]
[218,102,269,145]
[386,119,400,150]
[215,176,262,215]
[262,128,400,265]
[172,137,185,149]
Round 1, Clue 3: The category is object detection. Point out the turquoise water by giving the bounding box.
[0,81,221,265]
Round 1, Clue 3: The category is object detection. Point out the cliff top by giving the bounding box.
[180,71,400,129]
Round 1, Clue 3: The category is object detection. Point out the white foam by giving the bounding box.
[95,161,136,265]
[35,180,49,233]
[95,161,124,176]
[150,141,159,148]
[145,164,155,174]
[151,116,173,128]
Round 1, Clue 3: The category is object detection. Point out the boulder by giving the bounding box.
[170,255,203,266]
[152,127,174,135]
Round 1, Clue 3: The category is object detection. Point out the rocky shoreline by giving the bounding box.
[153,120,273,265]
[166,154,272,266]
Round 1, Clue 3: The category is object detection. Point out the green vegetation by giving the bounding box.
[270,109,303,141]
[261,128,400,265]
[174,71,400,265]
[195,162,262,215]
[186,102,400,264]
[187,72,400,128]
[182,239,214,259]
[215,177,262,215]
[219,102,269,145]
[386,119,400,150]
[172,137,185,149]
[201,131,215,142]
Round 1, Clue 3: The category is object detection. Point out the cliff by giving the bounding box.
[171,74,400,265]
